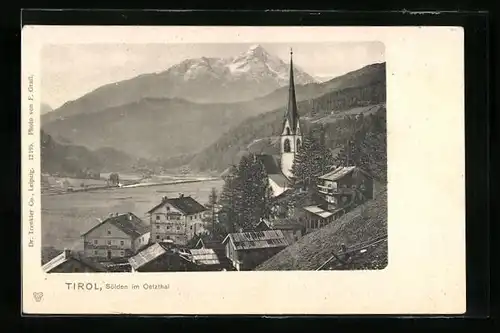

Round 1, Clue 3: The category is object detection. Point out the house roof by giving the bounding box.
[147,195,207,215]
[222,230,289,251]
[187,248,225,266]
[269,174,291,188]
[42,250,108,273]
[318,166,373,181]
[82,213,149,239]
[303,205,335,219]
[128,242,172,270]
[195,238,225,250]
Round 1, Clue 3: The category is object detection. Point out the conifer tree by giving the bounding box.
[218,165,240,233]
[235,154,273,230]
[292,130,335,188]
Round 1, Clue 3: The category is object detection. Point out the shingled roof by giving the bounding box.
[222,230,289,251]
[82,213,149,239]
[318,166,373,181]
[147,195,207,215]
[128,242,173,270]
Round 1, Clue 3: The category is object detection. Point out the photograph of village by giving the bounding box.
[40,42,387,273]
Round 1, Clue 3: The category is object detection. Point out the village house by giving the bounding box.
[129,241,190,272]
[255,219,304,245]
[316,166,376,210]
[194,238,225,252]
[147,194,208,246]
[186,248,234,271]
[82,212,150,261]
[222,230,289,271]
[302,205,345,233]
[42,249,108,273]
[129,241,232,272]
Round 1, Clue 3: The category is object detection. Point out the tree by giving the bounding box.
[334,111,387,181]
[236,154,272,230]
[109,173,120,186]
[218,165,240,233]
[291,132,335,188]
[207,187,218,232]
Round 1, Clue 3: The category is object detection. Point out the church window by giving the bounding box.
[296,138,301,148]
[286,127,291,135]
[284,139,291,153]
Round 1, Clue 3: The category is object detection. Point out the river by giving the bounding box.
[41,179,224,250]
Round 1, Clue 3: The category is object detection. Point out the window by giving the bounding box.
[156,235,160,240]
[177,226,180,231]
[283,139,291,153]
[167,226,170,229]
[120,240,124,246]
[120,251,125,257]
[296,138,301,148]
[286,127,290,135]
[156,215,160,221]
[166,206,170,211]
[107,230,111,235]
[190,226,193,230]
[94,251,98,255]
[156,225,160,229]
[94,239,98,244]
[107,240,111,245]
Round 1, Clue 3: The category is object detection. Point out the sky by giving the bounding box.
[41,42,385,109]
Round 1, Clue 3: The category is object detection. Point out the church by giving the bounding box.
[220,49,303,198]
[255,49,302,198]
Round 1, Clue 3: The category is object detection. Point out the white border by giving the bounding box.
[22,26,465,315]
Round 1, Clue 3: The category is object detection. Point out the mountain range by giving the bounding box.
[42,45,316,124]
[41,44,386,175]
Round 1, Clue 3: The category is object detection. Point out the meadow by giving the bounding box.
[41,179,224,250]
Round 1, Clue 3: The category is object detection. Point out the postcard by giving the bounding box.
[21,25,465,314]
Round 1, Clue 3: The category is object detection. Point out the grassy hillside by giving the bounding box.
[256,188,387,271]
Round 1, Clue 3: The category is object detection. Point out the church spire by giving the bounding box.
[285,48,299,134]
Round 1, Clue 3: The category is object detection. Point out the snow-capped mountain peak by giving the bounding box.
[164,44,317,102]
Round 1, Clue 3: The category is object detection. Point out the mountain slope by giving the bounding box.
[41,44,316,124]
[42,97,255,160]
[189,76,386,172]
[41,103,53,115]
[41,129,136,175]
[42,62,385,165]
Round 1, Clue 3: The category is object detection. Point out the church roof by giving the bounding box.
[256,154,282,175]
[284,49,300,134]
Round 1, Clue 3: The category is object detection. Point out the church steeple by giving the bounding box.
[280,48,303,180]
[284,48,299,134]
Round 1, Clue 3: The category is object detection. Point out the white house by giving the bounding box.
[82,212,150,261]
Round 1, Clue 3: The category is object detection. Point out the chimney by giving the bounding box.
[179,193,184,198]
[128,213,133,221]
[63,248,71,258]
[108,213,113,217]
[162,196,168,202]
